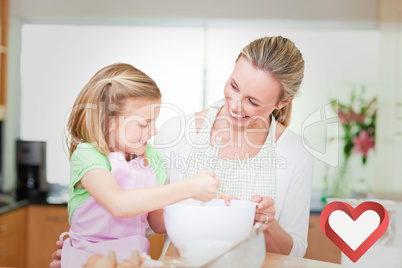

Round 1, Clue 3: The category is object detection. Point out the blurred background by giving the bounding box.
[2,0,400,200]
[0,0,401,267]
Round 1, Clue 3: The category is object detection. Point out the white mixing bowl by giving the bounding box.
[163,198,257,258]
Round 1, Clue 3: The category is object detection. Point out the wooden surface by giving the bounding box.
[149,233,164,260]
[160,243,343,267]
[25,205,70,268]
[0,207,26,267]
[304,214,341,263]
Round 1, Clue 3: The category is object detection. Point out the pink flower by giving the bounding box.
[349,110,366,124]
[352,130,375,158]
[338,109,349,125]
[337,107,365,125]
[337,105,366,125]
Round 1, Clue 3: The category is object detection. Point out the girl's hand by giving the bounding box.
[251,195,276,231]
[190,170,220,202]
[49,240,63,268]
[216,192,240,206]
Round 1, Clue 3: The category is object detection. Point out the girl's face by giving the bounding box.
[109,98,161,156]
[222,56,290,128]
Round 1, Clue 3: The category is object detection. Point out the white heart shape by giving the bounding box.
[328,210,380,251]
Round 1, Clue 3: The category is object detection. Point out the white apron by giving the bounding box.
[182,100,277,201]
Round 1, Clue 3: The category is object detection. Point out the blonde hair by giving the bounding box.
[237,36,305,127]
[66,63,161,161]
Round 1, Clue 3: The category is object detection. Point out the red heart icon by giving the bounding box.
[320,201,389,263]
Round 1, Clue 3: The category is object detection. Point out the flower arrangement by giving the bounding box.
[325,86,377,198]
[332,87,377,165]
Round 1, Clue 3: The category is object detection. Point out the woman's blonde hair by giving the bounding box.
[237,36,305,127]
[66,63,161,160]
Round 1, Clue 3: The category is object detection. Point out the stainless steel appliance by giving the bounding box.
[16,140,48,200]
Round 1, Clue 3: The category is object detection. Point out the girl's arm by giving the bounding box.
[81,169,218,218]
[147,209,165,234]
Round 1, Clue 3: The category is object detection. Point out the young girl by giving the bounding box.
[59,63,219,267]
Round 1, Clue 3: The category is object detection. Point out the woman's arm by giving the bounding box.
[272,134,314,257]
[264,219,293,254]
[81,169,219,218]
[251,195,293,255]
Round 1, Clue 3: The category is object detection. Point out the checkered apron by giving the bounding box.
[182,100,277,201]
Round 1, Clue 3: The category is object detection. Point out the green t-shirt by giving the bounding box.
[68,143,167,224]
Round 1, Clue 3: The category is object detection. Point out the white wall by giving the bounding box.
[3,0,381,192]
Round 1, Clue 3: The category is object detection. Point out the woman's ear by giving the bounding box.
[277,96,294,110]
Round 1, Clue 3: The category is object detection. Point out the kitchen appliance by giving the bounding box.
[16,140,48,200]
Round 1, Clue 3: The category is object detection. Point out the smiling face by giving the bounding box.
[222,56,289,129]
[108,97,161,156]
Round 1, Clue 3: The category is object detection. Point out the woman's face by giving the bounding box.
[109,98,161,156]
[222,56,286,128]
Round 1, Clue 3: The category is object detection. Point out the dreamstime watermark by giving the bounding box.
[64,101,340,167]
[301,102,339,167]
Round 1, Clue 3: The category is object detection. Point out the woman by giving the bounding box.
[50,35,313,267]
[154,36,312,257]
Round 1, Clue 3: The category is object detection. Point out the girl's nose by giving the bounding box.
[144,122,157,140]
[150,124,158,136]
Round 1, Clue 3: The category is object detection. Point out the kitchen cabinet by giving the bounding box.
[24,204,165,267]
[0,207,26,267]
[26,205,70,268]
[304,214,341,264]
[149,233,164,260]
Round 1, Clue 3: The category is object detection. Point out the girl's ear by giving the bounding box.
[101,114,115,134]
[277,96,294,110]
[108,117,116,133]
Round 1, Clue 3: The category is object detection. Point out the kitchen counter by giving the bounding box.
[160,243,343,267]
[0,189,67,216]
[0,198,29,215]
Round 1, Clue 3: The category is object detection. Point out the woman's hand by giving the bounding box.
[216,192,240,206]
[251,195,276,231]
[190,170,220,202]
[49,240,63,268]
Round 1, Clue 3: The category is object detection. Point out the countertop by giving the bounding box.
[0,189,67,216]
[160,242,343,267]
[0,189,327,216]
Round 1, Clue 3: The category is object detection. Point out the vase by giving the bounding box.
[328,160,352,198]
[326,152,375,199]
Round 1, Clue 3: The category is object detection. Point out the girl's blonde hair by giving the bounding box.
[237,36,305,127]
[66,63,161,160]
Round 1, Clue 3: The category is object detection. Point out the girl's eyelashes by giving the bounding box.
[138,121,148,128]
[230,82,238,91]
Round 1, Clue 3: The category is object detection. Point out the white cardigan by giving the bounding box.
[153,113,314,257]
